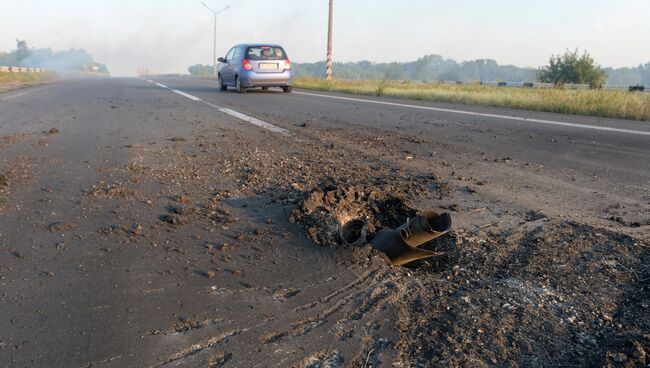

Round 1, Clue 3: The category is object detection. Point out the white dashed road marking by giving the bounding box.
[218,108,291,135]
[145,79,290,136]
[171,89,202,101]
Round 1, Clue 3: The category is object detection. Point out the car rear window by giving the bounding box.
[246,46,287,61]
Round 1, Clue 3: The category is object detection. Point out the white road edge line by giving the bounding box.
[0,85,52,100]
[294,91,650,137]
[1,90,34,100]
[145,79,290,136]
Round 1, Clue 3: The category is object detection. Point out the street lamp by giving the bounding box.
[326,0,333,80]
[202,2,230,76]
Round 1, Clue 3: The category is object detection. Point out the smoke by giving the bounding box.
[0,0,324,77]
[20,48,109,76]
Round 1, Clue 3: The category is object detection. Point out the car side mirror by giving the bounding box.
[218,57,225,63]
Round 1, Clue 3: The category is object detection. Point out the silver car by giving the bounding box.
[217,44,293,93]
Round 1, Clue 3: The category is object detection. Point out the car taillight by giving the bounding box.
[242,59,253,71]
[285,59,292,70]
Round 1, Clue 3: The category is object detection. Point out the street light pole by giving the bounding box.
[326,0,333,80]
[202,3,230,76]
[212,12,217,74]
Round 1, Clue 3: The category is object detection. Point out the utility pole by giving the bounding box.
[202,3,230,76]
[326,0,333,80]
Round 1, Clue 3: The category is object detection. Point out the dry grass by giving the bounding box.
[294,77,650,121]
[0,72,55,85]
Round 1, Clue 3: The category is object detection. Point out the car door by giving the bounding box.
[222,47,236,84]
[231,47,243,79]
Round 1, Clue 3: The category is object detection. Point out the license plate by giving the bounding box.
[259,63,278,70]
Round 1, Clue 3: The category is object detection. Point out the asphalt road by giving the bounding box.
[150,77,650,231]
[0,78,648,367]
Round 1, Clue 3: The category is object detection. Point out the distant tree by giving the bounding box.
[642,62,650,86]
[15,39,30,65]
[0,50,17,66]
[413,56,431,81]
[188,64,215,77]
[383,62,404,80]
[538,49,607,88]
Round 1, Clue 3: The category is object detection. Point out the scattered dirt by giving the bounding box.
[392,221,649,367]
[0,161,30,201]
[0,133,31,148]
[201,124,648,366]
[281,170,648,366]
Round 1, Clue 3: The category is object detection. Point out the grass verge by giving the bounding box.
[294,77,650,121]
[0,72,55,84]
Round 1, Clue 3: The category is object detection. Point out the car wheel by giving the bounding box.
[235,77,246,94]
[283,86,293,93]
[218,75,227,91]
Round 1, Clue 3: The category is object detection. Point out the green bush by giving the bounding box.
[538,50,607,88]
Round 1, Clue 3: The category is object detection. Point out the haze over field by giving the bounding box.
[1,0,649,76]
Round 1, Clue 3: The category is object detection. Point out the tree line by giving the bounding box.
[0,40,109,75]
[189,50,649,87]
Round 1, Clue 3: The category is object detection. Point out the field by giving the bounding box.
[294,77,650,121]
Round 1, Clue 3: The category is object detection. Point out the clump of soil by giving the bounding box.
[0,174,8,189]
[89,181,135,198]
[47,221,76,232]
[48,128,60,134]
[173,318,201,333]
[260,331,287,344]
[175,194,190,204]
[166,204,193,216]
[160,213,189,226]
[100,224,144,238]
[290,179,416,245]
[207,352,232,367]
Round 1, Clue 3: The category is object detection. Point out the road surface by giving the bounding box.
[0,78,648,367]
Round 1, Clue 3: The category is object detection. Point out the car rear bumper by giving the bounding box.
[240,71,293,87]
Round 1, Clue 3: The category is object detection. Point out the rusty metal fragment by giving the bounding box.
[339,219,367,247]
[371,211,451,266]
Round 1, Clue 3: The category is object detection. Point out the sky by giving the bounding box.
[1,0,649,76]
